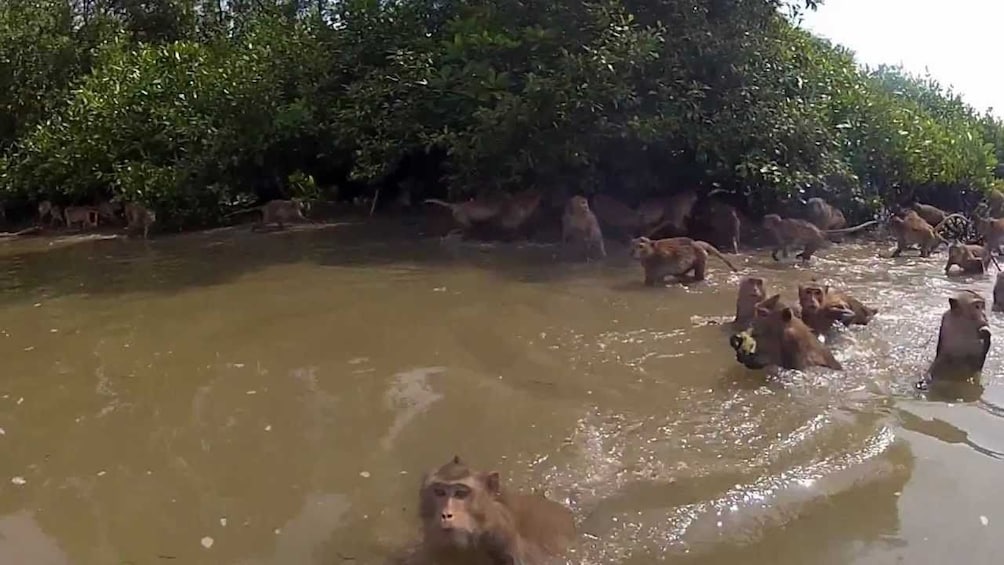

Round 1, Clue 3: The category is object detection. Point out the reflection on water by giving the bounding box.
[0,223,1002,564]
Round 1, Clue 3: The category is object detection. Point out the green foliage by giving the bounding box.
[0,0,1002,226]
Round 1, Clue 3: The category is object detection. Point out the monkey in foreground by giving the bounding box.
[397,456,576,565]
[926,290,991,382]
[944,243,988,275]
[630,236,737,285]
[805,197,846,230]
[911,202,947,227]
[887,211,955,258]
[730,294,843,371]
[994,272,1004,313]
[762,214,878,262]
[63,206,99,230]
[561,195,606,260]
[797,282,876,334]
[124,202,157,239]
[733,276,766,329]
[640,189,699,238]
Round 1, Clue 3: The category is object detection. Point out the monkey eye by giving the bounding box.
[433,487,447,497]
[453,487,470,499]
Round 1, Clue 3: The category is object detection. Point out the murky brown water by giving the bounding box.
[1,222,1003,565]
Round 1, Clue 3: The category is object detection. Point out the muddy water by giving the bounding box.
[0,223,1003,565]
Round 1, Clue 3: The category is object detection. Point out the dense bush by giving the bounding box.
[0,0,1001,226]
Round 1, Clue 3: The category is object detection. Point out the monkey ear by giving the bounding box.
[481,471,501,495]
[452,455,462,465]
[949,297,959,310]
[781,307,794,322]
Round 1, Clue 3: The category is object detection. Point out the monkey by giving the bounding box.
[730,294,843,371]
[733,276,766,329]
[590,194,641,240]
[63,206,99,230]
[399,455,576,565]
[37,200,63,227]
[805,197,846,230]
[926,290,991,382]
[629,236,737,285]
[640,189,699,238]
[124,202,157,239]
[987,189,1004,218]
[96,200,123,224]
[887,211,957,258]
[761,214,878,262]
[994,272,1004,313]
[561,195,606,260]
[495,189,542,233]
[227,199,310,231]
[424,197,501,232]
[944,243,988,275]
[911,202,947,227]
[973,213,1004,266]
[691,198,742,254]
[797,282,877,334]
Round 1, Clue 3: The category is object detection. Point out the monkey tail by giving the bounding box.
[824,219,879,235]
[694,240,738,271]
[223,205,262,218]
[423,199,456,211]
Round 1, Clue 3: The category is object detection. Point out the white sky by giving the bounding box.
[799,0,1003,118]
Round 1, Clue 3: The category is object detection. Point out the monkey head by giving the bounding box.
[419,456,501,550]
[629,236,656,260]
[761,214,782,229]
[949,290,989,331]
[739,277,765,301]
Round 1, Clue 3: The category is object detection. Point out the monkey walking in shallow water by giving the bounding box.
[762,214,878,262]
[630,236,736,285]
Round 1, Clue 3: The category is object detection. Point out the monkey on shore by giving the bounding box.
[805,197,846,230]
[124,202,157,239]
[495,189,543,234]
[630,236,737,285]
[762,214,878,262]
[994,272,1004,313]
[730,294,843,371]
[225,199,310,231]
[394,456,576,565]
[561,195,606,260]
[973,212,1004,266]
[424,197,502,233]
[911,202,948,227]
[640,189,699,238]
[63,206,99,230]
[590,194,641,241]
[887,211,958,258]
[37,200,64,227]
[925,290,991,383]
[97,200,124,224]
[733,276,766,330]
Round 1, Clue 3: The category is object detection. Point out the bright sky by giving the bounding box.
[800,0,1003,118]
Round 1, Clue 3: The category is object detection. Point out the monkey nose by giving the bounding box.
[441,512,453,520]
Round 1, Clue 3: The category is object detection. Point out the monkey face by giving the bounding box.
[629,237,654,260]
[950,292,989,327]
[422,480,481,546]
[742,277,765,300]
[798,285,825,314]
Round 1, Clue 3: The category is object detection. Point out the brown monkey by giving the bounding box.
[96,200,123,224]
[640,189,699,237]
[911,202,947,227]
[805,197,846,230]
[987,189,1004,217]
[944,243,988,275]
[730,294,842,371]
[701,199,742,254]
[399,456,576,565]
[63,206,99,230]
[561,195,606,259]
[495,189,542,233]
[424,197,501,231]
[762,214,878,262]
[887,211,952,258]
[994,272,1004,313]
[733,276,766,329]
[591,194,640,239]
[973,213,1004,264]
[250,199,310,231]
[927,290,991,382]
[37,200,63,227]
[124,202,157,239]
[797,282,877,334]
[630,236,737,285]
